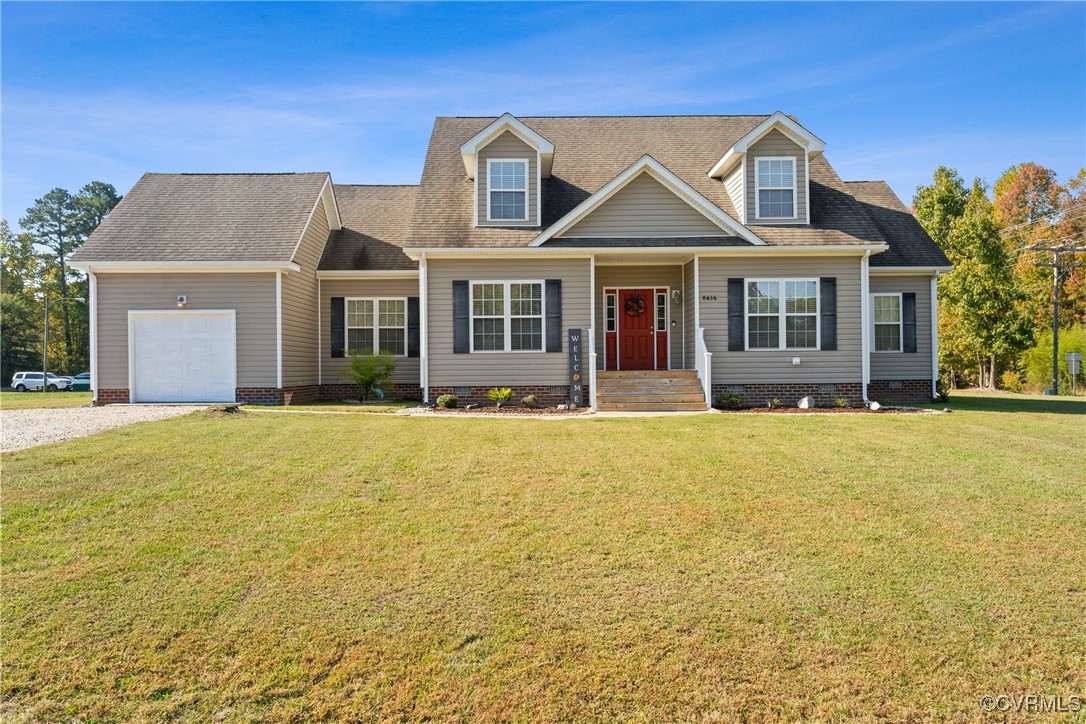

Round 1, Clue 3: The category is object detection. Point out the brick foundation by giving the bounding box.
[428,385,571,406]
[318,383,422,402]
[869,379,933,403]
[95,389,130,405]
[96,386,323,406]
[711,382,863,408]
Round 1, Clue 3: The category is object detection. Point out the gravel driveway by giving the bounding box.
[1,406,203,453]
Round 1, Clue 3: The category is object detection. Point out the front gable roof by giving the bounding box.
[460,112,555,179]
[531,156,764,246]
[708,111,826,179]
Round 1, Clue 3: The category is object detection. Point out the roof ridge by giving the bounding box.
[143,172,330,177]
[334,183,418,188]
[439,114,773,120]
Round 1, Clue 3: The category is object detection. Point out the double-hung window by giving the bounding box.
[872,294,902,352]
[746,279,818,350]
[346,298,407,356]
[471,281,544,352]
[488,159,527,221]
[756,157,796,219]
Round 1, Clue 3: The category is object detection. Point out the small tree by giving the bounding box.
[340,353,396,402]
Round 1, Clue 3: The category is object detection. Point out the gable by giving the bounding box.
[746,128,808,224]
[556,172,728,239]
[476,131,539,227]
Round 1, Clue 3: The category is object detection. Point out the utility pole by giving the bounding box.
[1032,244,1084,395]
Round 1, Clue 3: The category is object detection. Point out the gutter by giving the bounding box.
[401,244,889,261]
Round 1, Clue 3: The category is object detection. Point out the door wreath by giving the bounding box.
[624,295,646,317]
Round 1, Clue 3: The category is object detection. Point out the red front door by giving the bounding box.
[619,289,655,370]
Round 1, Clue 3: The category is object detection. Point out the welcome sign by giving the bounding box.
[568,328,584,407]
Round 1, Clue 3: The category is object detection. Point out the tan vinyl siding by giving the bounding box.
[280,198,329,387]
[594,265,686,369]
[683,259,695,369]
[427,257,591,386]
[746,129,807,224]
[723,164,745,223]
[477,132,538,227]
[559,173,726,238]
[320,278,421,386]
[96,273,277,389]
[699,256,862,383]
[870,274,934,380]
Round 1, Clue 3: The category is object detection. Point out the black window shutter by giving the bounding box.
[407,297,420,358]
[545,279,562,353]
[820,277,837,351]
[330,297,345,358]
[453,281,469,354]
[902,292,917,353]
[727,278,745,351]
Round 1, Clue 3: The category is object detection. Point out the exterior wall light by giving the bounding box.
[177,295,188,307]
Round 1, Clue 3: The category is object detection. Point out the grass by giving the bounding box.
[2,393,1083,720]
[0,390,93,410]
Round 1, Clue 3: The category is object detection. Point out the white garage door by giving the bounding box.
[130,311,237,403]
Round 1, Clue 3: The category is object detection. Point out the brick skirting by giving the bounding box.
[318,383,422,402]
[869,379,933,403]
[711,382,864,408]
[429,385,571,406]
[95,389,130,405]
[96,386,322,406]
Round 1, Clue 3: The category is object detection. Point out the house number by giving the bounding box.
[701,294,718,301]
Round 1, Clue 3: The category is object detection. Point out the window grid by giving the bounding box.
[756,157,796,219]
[745,279,819,350]
[471,281,544,352]
[872,294,903,352]
[488,159,527,221]
[605,293,616,332]
[345,298,407,356]
[656,293,667,331]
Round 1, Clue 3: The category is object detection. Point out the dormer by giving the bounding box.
[708,112,825,226]
[460,113,554,228]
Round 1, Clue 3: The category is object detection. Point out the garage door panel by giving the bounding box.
[131,311,236,403]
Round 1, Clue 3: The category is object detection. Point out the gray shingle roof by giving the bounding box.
[72,173,329,262]
[406,116,888,250]
[318,185,417,271]
[845,181,951,267]
[545,236,747,248]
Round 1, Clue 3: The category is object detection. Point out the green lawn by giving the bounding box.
[243,400,417,414]
[3,393,1083,720]
[0,390,93,410]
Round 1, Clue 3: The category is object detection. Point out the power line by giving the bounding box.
[999,202,1086,236]
[1029,242,1084,395]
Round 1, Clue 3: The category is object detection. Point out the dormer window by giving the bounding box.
[756,158,796,219]
[487,159,527,221]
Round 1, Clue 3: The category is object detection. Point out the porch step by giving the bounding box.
[595,369,707,412]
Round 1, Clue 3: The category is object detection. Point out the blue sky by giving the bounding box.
[2,2,1083,228]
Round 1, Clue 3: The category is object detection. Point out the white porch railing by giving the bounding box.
[696,327,712,409]
[588,327,598,411]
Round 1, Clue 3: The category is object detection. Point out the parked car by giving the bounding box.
[71,372,91,392]
[10,372,74,392]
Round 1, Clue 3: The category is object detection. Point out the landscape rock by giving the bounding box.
[797,396,815,409]
[868,401,881,411]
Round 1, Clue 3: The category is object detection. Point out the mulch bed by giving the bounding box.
[424,405,591,416]
[716,405,936,414]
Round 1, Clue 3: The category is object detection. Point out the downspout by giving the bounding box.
[89,271,98,403]
[317,277,322,387]
[276,271,283,390]
[860,250,871,403]
[420,252,429,402]
[589,255,596,410]
[931,271,940,399]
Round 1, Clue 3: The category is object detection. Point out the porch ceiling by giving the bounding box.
[593,252,695,265]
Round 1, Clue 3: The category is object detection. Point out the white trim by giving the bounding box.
[931,272,939,399]
[536,154,543,230]
[804,153,811,224]
[315,270,419,279]
[742,278,820,351]
[289,176,340,264]
[528,155,767,247]
[405,244,886,260]
[589,255,596,370]
[70,261,300,273]
[870,292,903,353]
[869,266,953,275]
[753,156,798,221]
[681,262,686,368]
[860,250,871,402]
[317,277,322,387]
[485,158,529,223]
[708,111,826,178]
[693,256,701,349]
[741,156,748,225]
[127,309,237,404]
[89,272,98,401]
[420,253,429,401]
[344,297,410,357]
[460,113,555,178]
[468,280,546,353]
[473,156,479,227]
[275,271,283,389]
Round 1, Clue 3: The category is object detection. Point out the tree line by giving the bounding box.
[914,163,1085,393]
[1,183,122,384]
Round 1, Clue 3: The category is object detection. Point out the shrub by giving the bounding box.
[999,370,1023,393]
[765,397,782,409]
[436,394,458,409]
[713,392,743,409]
[834,397,850,408]
[339,353,396,402]
[486,387,514,407]
[520,394,540,409]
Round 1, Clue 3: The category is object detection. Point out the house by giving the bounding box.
[70,112,950,411]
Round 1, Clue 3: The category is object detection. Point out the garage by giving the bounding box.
[129,310,237,403]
